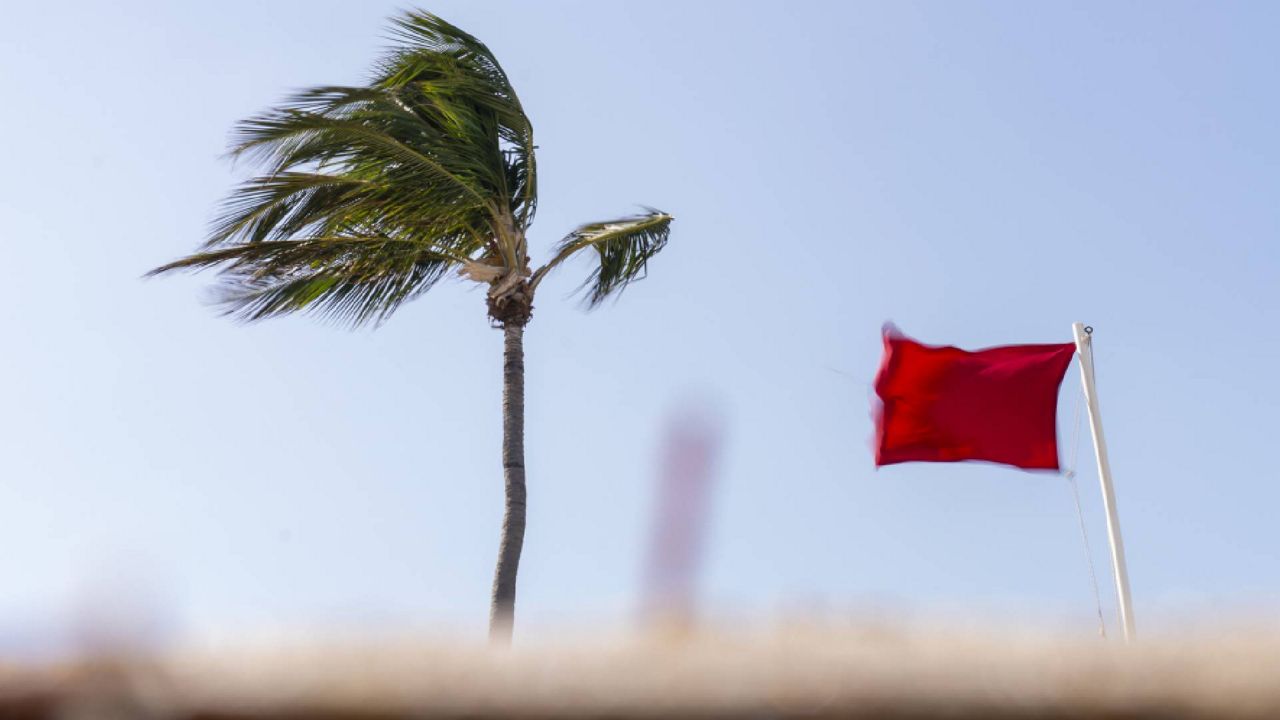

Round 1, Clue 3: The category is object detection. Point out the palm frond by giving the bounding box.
[533,210,672,307]
[227,88,499,219]
[374,11,537,231]
[148,236,463,326]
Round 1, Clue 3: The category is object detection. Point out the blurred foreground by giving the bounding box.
[3,622,1280,719]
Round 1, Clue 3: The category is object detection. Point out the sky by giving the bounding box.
[1,1,1278,650]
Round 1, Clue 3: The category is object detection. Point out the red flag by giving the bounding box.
[874,327,1076,471]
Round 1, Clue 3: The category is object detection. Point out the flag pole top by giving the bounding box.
[1072,322,1094,347]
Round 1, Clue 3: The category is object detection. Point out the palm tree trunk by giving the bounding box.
[489,320,527,644]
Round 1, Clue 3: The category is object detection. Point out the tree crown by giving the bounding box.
[151,10,671,327]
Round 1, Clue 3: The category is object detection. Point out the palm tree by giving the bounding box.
[149,10,672,643]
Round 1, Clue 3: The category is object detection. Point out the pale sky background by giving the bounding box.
[1,1,1278,651]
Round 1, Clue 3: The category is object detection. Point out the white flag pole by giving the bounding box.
[1072,322,1136,642]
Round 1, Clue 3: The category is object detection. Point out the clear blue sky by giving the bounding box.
[2,1,1277,649]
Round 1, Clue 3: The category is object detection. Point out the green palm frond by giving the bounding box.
[375,11,537,231]
[533,209,672,307]
[150,10,537,327]
[147,236,465,325]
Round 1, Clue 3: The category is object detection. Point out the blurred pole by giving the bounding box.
[641,403,723,631]
[1072,322,1135,643]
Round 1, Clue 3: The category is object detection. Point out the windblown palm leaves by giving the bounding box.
[532,209,672,307]
[150,10,671,326]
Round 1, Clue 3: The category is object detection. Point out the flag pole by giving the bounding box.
[1071,322,1136,642]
